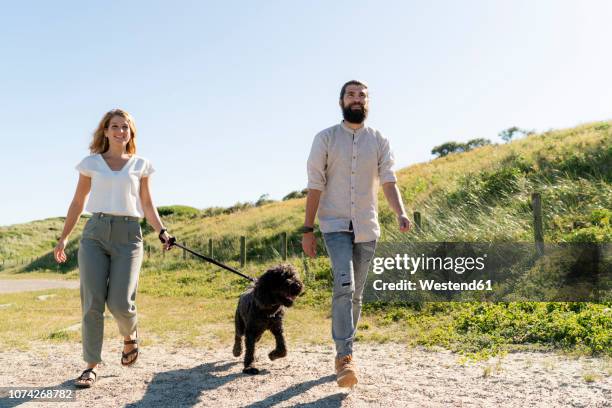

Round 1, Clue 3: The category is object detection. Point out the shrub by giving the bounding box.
[283,189,308,201]
[157,205,201,217]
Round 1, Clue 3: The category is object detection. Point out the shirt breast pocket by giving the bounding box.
[359,141,378,169]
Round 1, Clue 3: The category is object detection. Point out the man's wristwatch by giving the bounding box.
[299,226,315,234]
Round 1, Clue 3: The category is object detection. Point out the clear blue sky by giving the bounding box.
[1,0,611,226]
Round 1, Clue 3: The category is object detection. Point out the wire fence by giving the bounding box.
[0,193,548,272]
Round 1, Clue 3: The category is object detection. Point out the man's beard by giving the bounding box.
[342,103,367,124]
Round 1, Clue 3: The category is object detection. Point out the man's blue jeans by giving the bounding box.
[323,231,377,358]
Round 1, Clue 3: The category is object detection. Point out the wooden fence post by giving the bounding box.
[240,236,246,267]
[302,253,310,285]
[281,232,287,261]
[208,238,213,258]
[532,192,544,256]
[413,211,422,231]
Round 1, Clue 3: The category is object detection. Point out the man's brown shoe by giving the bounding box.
[335,355,358,387]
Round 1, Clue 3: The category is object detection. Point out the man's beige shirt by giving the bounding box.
[307,121,397,243]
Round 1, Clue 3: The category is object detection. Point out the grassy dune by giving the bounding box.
[1,120,610,358]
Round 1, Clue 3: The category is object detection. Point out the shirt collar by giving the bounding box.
[341,120,366,134]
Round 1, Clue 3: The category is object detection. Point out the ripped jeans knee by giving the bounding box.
[333,275,355,299]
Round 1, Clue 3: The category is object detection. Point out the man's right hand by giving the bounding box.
[302,232,317,258]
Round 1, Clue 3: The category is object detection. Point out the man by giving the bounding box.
[302,80,410,388]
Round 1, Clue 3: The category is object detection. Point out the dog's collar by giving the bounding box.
[260,305,282,318]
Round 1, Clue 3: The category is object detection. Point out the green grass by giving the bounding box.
[2,256,608,359]
[1,119,610,359]
[0,217,86,274]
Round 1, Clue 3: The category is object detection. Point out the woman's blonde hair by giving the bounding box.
[90,108,137,154]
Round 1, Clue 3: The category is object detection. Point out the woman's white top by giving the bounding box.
[75,154,155,218]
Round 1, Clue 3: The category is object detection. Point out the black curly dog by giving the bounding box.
[232,264,304,374]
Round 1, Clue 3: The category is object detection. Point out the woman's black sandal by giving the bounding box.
[121,330,139,366]
[75,368,97,388]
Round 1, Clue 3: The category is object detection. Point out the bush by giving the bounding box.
[446,166,523,207]
[480,167,522,202]
[157,205,201,217]
[255,194,275,207]
[564,226,612,243]
[536,145,612,182]
[283,189,308,201]
[453,302,611,355]
[589,209,611,227]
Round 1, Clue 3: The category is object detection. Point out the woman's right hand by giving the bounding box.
[54,238,68,263]
[159,231,174,251]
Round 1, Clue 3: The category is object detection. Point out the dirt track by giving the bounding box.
[0,279,79,294]
[0,341,610,408]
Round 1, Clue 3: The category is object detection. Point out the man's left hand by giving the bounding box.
[398,214,411,232]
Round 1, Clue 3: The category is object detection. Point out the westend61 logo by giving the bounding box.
[364,242,611,302]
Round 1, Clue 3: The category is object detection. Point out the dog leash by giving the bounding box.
[165,237,257,283]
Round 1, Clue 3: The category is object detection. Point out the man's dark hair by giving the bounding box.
[339,80,368,100]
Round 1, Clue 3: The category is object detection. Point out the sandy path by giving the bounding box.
[0,341,609,408]
[0,280,79,294]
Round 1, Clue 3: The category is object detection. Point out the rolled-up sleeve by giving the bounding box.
[378,136,397,184]
[142,160,155,178]
[75,157,93,177]
[307,132,327,191]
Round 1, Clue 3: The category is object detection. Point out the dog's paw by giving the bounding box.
[232,343,242,357]
[243,366,260,375]
[268,349,287,361]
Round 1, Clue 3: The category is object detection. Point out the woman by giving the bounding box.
[54,108,172,388]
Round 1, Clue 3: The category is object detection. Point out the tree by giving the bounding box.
[498,127,532,143]
[431,141,465,158]
[432,138,494,158]
[465,138,492,150]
